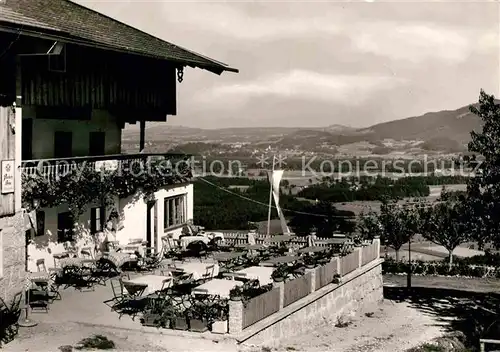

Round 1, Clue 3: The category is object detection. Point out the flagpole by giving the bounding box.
[267,155,275,237]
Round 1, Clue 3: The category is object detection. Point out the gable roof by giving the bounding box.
[0,0,237,75]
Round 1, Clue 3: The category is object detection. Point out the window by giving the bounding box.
[164,195,187,229]
[54,132,73,158]
[89,132,105,156]
[35,210,45,237]
[90,207,105,234]
[57,212,74,243]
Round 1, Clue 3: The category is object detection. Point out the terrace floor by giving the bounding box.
[4,276,239,352]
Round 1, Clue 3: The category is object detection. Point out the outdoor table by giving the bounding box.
[191,278,243,299]
[99,251,137,268]
[59,257,96,268]
[297,246,330,254]
[212,251,245,263]
[259,255,300,267]
[122,274,172,296]
[224,266,274,285]
[263,235,295,244]
[171,262,220,280]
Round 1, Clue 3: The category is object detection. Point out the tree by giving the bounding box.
[419,192,471,266]
[288,201,355,237]
[281,179,290,195]
[466,90,500,247]
[360,198,420,261]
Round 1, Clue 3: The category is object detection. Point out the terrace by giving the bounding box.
[14,232,382,346]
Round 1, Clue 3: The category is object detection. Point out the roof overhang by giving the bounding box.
[0,22,239,75]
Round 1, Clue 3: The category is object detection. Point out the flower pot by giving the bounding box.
[189,318,208,332]
[230,295,242,301]
[161,318,172,329]
[142,313,161,327]
[273,276,284,283]
[305,264,316,269]
[211,320,228,334]
[173,317,188,331]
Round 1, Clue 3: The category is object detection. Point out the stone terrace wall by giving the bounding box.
[235,259,383,346]
[0,212,26,305]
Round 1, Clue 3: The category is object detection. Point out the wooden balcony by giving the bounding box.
[21,153,191,181]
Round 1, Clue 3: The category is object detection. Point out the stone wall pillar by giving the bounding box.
[305,268,316,293]
[354,246,362,269]
[274,281,284,309]
[228,300,243,334]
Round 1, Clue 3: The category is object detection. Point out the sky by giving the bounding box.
[77,0,500,129]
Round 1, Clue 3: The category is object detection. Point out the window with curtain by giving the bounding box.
[164,194,187,230]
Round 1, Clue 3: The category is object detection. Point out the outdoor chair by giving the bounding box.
[103,275,134,318]
[33,259,61,301]
[197,264,215,284]
[184,241,208,262]
[141,245,166,271]
[28,288,50,313]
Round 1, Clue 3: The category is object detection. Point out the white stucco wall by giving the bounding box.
[27,183,193,271]
[23,107,122,159]
[26,201,101,272]
[117,183,194,251]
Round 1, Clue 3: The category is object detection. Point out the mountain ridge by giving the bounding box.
[122,102,489,153]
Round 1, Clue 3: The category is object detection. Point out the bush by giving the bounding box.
[382,256,495,278]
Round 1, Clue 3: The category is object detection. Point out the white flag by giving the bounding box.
[268,170,291,234]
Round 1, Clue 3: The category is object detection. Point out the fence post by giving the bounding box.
[332,255,340,276]
[228,300,243,334]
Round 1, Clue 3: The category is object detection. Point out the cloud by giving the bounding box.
[351,23,496,63]
[197,70,407,107]
[158,3,341,41]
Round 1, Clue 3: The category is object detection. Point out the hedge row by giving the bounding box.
[382,257,500,278]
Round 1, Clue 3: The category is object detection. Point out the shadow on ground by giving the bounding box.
[384,286,500,349]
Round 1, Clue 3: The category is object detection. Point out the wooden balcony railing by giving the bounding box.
[21,153,191,181]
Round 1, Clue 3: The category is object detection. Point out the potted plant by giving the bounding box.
[303,255,317,269]
[141,308,162,327]
[187,307,208,333]
[316,251,330,265]
[159,303,175,329]
[271,264,289,282]
[207,300,229,334]
[172,306,188,331]
[229,286,243,301]
[332,274,341,284]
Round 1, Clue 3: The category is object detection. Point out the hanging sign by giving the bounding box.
[1,160,15,194]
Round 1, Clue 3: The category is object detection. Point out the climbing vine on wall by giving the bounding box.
[22,157,192,219]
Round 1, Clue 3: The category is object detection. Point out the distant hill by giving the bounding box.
[359,104,482,145]
[122,102,492,154]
